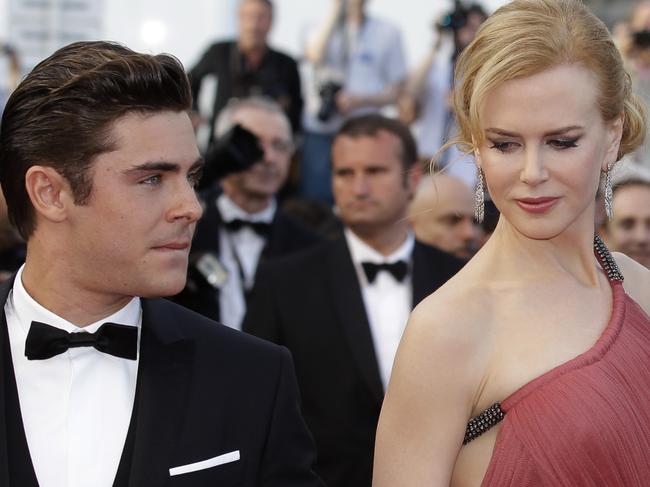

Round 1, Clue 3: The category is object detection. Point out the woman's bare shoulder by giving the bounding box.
[612,252,650,314]
[374,269,496,486]
[404,268,495,371]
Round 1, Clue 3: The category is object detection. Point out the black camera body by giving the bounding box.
[197,123,264,190]
[633,30,650,49]
[437,0,485,33]
[317,81,343,122]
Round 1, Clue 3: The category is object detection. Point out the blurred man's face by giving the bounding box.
[238,0,272,50]
[345,0,367,15]
[332,130,417,234]
[409,176,479,258]
[606,183,650,269]
[222,107,293,200]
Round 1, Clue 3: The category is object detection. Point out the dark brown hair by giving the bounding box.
[335,114,418,171]
[0,40,192,239]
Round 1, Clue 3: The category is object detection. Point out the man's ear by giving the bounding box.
[24,166,74,224]
[406,162,423,199]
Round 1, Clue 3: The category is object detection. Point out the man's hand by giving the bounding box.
[335,90,363,115]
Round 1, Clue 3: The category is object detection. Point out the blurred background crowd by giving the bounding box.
[0,0,646,272]
[0,1,648,484]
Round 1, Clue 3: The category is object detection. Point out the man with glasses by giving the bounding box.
[175,96,320,327]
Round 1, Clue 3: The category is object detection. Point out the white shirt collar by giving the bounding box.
[217,193,276,224]
[344,227,415,265]
[11,265,141,337]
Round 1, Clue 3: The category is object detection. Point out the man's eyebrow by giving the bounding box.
[123,157,204,174]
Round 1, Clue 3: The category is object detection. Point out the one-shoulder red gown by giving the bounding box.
[481,276,650,486]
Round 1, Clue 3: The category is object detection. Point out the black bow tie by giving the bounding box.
[25,321,138,361]
[223,219,271,237]
[361,261,409,283]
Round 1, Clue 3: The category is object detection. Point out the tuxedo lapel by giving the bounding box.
[260,210,286,259]
[0,276,38,487]
[193,189,224,257]
[0,279,14,486]
[125,299,195,487]
[411,241,443,307]
[327,239,383,403]
[411,242,433,307]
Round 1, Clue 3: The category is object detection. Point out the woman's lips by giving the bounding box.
[515,197,560,214]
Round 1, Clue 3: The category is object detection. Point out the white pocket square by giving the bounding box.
[169,450,240,477]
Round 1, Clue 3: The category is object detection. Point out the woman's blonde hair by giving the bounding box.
[452,0,646,161]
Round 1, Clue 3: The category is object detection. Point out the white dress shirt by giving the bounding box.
[344,228,414,389]
[217,194,276,330]
[5,266,141,487]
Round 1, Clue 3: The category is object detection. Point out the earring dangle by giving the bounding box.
[604,163,614,221]
[475,167,485,224]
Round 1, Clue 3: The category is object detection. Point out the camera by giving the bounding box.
[317,81,343,122]
[197,123,264,190]
[633,30,650,49]
[437,1,486,33]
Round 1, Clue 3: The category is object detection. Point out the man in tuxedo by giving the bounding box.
[0,40,322,487]
[244,114,465,487]
[175,96,321,328]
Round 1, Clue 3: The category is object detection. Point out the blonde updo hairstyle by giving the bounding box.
[453,0,646,162]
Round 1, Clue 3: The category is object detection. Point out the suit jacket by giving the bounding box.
[0,278,324,487]
[243,236,465,487]
[189,40,303,136]
[173,188,322,321]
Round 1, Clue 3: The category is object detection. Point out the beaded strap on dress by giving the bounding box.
[593,235,624,282]
[461,235,623,445]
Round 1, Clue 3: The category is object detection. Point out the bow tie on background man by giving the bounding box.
[223,218,272,237]
[25,321,138,360]
[361,261,409,284]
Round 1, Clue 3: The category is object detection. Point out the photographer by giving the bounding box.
[300,0,407,202]
[399,1,487,166]
[619,1,650,169]
[173,96,321,328]
[189,0,303,148]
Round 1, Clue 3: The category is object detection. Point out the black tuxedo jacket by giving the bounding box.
[0,279,323,487]
[173,188,322,322]
[243,237,465,487]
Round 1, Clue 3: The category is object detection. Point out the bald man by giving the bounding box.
[408,173,479,259]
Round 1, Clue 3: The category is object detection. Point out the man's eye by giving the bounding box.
[270,140,294,154]
[140,175,161,185]
[188,169,203,187]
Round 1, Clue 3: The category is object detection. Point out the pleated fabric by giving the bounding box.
[482,281,650,486]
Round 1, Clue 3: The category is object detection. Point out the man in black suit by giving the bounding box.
[189,0,302,141]
[0,40,322,487]
[175,96,321,327]
[244,114,465,487]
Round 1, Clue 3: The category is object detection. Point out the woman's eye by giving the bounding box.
[548,138,579,149]
[488,141,516,153]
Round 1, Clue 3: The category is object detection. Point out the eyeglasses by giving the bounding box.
[260,137,294,155]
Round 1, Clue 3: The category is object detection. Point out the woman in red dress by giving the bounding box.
[373,0,650,485]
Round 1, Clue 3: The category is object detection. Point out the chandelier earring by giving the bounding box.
[604,162,614,221]
[475,167,485,224]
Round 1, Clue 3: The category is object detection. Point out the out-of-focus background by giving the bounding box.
[0,0,632,72]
